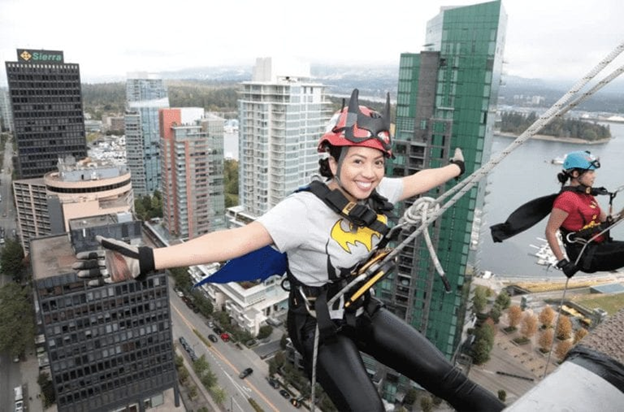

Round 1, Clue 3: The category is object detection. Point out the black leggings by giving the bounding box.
[287,307,504,412]
[567,240,624,272]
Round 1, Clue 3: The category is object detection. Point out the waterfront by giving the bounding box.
[479,122,624,278]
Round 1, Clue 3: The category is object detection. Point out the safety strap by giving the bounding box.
[301,180,393,236]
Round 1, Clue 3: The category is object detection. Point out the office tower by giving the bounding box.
[5,49,88,178]
[13,157,134,253]
[125,72,169,197]
[378,0,507,399]
[31,214,179,412]
[0,87,13,132]
[238,57,332,217]
[159,108,226,239]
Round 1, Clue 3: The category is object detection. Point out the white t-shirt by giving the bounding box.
[257,178,403,288]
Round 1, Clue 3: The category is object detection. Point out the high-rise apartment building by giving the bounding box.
[125,72,169,197]
[31,214,179,412]
[0,87,13,132]
[13,157,134,253]
[377,0,507,400]
[159,108,226,239]
[5,49,88,178]
[238,57,332,217]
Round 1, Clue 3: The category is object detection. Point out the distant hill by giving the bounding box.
[83,64,624,114]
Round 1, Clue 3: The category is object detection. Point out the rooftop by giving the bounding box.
[30,234,76,280]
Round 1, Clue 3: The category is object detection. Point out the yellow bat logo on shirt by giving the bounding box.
[330,215,388,253]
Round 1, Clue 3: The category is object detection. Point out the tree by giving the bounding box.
[210,386,227,406]
[494,290,511,310]
[555,340,573,362]
[420,395,433,412]
[280,333,288,349]
[539,305,556,328]
[574,328,589,344]
[403,388,418,406]
[257,325,273,340]
[472,286,488,313]
[1,238,26,282]
[38,371,56,407]
[169,267,192,292]
[556,316,573,340]
[188,385,198,399]
[538,328,554,353]
[520,313,538,339]
[507,305,523,329]
[489,305,502,324]
[0,283,35,358]
[498,390,507,402]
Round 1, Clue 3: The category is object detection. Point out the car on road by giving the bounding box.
[279,389,290,399]
[220,332,230,342]
[208,334,218,343]
[207,320,214,328]
[239,367,253,379]
[291,398,302,408]
[267,377,280,389]
[213,326,223,335]
[179,336,189,350]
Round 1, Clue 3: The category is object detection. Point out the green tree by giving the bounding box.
[498,389,507,402]
[280,333,288,350]
[224,159,239,207]
[494,290,511,310]
[210,386,227,406]
[257,325,273,340]
[169,267,192,292]
[420,395,433,412]
[403,388,419,405]
[472,286,488,313]
[1,238,26,282]
[0,283,35,358]
[489,305,502,324]
[38,371,56,407]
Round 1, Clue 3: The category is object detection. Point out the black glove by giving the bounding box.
[556,258,578,278]
[449,148,465,176]
[73,235,155,286]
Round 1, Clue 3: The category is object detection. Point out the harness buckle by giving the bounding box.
[342,202,357,215]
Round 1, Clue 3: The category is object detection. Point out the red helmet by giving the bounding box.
[318,89,393,158]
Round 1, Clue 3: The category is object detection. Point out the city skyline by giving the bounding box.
[1,0,623,85]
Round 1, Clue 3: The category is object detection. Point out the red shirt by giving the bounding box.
[553,191,604,242]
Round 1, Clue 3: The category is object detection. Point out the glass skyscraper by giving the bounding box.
[125,73,169,197]
[378,0,507,401]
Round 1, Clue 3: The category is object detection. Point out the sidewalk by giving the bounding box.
[20,347,53,412]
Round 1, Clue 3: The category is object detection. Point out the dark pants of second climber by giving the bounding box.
[287,304,504,412]
[567,240,624,272]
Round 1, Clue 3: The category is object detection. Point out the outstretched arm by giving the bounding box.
[154,221,273,270]
[398,148,464,201]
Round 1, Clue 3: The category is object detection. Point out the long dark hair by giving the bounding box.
[318,145,343,179]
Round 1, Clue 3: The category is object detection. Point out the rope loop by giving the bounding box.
[401,197,440,227]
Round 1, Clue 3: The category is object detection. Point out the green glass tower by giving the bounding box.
[377,0,507,401]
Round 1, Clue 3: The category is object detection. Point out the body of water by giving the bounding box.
[479,122,624,278]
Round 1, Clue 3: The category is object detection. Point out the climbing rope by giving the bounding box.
[307,41,624,411]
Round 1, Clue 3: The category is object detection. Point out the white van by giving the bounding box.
[14,385,24,412]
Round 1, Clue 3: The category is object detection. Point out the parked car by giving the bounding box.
[188,349,198,362]
[267,377,280,389]
[279,389,290,399]
[178,336,189,350]
[208,334,218,343]
[239,368,253,379]
[291,398,302,408]
[207,320,214,328]
[213,326,223,335]
[220,332,230,342]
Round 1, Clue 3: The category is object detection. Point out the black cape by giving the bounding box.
[489,186,609,243]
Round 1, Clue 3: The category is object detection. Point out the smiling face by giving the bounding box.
[328,146,386,201]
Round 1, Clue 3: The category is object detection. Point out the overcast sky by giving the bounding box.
[1,0,623,86]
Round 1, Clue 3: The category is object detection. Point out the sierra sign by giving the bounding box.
[17,49,64,64]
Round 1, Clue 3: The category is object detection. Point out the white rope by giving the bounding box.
[306,41,624,411]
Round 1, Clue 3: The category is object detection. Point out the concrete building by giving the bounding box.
[31,214,179,412]
[378,0,507,402]
[237,57,332,217]
[159,108,226,239]
[4,49,88,178]
[125,72,169,197]
[13,156,133,253]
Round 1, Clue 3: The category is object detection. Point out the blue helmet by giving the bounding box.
[563,151,600,171]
